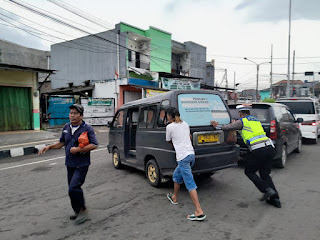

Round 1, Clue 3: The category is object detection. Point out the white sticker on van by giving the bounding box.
[178,94,230,126]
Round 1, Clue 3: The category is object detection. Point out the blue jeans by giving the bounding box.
[172,154,197,191]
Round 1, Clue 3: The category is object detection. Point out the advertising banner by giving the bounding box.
[146,89,166,98]
[161,78,200,90]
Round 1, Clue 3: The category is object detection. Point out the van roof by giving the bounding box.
[120,90,222,108]
[276,97,316,102]
[228,102,285,108]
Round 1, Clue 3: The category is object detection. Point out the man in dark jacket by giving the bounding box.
[39,104,98,224]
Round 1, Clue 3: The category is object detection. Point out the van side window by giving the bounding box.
[113,110,124,128]
[280,107,289,121]
[138,105,157,128]
[158,100,170,127]
[274,107,282,121]
[147,106,157,128]
[287,109,295,122]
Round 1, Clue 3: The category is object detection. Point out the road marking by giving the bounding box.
[0,148,108,171]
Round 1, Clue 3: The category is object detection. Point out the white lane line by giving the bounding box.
[0,148,108,171]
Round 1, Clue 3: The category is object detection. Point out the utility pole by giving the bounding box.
[234,72,236,103]
[256,64,259,101]
[225,69,228,102]
[270,44,273,99]
[225,69,228,90]
[244,58,271,102]
[286,0,292,97]
[292,50,295,97]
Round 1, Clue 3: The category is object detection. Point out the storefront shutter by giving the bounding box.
[0,86,32,131]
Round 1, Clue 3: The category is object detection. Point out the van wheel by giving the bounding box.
[146,159,160,187]
[112,148,122,169]
[277,145,287,168]
[294,136,302,153]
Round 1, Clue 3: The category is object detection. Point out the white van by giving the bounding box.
[276,97,320,143]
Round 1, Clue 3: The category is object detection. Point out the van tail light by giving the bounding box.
[270,120,277,140]
[301,120,317,126]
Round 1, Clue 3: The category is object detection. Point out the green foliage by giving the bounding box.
[262,98,276,103]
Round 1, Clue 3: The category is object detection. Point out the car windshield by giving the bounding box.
[279,101,315,114]
[229,107,270,123]
[178,93,230,126]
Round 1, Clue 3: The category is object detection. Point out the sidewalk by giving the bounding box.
[0,126,109,160]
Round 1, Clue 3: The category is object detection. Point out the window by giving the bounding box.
[280,107,289,121]
[128,50,132,62]
[279,101,315,114]
[158,100,170,127]
[287,109,295,122]
[138,105,157,129]
[113,110,124,128]
[274,107,282,121]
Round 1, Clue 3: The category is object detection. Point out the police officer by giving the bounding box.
[211,105,281,208]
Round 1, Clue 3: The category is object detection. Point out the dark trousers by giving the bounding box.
[67,166,89,213]
[244,145,279,199]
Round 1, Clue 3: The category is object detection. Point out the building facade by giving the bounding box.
[0,40,52,131]
[50,22,210,110]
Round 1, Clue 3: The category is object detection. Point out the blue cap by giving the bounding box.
[236,104,252,111]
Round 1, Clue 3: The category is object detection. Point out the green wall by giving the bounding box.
[146,27,171,73]
[120,23,171,73]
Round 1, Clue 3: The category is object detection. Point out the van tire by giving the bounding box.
[276,145,287,168]
[311,137,318,144]
[146,159,160,187]
[112,148,122,169]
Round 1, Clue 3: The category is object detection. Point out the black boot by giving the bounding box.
[266,198,281,208]
[260,188,277,201]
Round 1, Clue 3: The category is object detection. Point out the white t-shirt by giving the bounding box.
[166,121,195,161]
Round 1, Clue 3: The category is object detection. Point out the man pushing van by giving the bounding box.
[211,104,281,208]
[165,107,206,221]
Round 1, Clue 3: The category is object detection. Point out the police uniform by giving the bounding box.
[214,105,281,208]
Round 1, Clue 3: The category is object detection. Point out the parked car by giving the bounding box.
[228,103,303,168]
[276,97,320,144]
[108,90,239,187]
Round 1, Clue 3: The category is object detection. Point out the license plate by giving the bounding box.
[198,134,219,143]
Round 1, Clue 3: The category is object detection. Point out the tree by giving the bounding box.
[262,98,276,103]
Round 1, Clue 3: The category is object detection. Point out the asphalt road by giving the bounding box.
[0,142,320,240]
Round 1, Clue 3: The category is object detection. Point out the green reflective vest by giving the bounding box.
[240,116,269,146]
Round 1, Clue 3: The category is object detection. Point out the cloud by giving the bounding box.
[235,0,320,22]
[164,0,184,13]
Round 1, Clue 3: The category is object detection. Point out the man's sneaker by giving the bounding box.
[74,210,88,225]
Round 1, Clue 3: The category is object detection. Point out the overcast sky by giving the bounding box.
[1,0,320,90]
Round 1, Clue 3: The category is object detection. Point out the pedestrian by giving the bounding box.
[38,104,98,224]
[211,104,281,208]
[165,107,206,221]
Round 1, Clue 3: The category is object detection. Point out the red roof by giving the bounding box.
[273,80,304,85]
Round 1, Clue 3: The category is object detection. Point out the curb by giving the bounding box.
[0,144,45,159]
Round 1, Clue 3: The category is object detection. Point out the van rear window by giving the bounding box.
[178,93,230,126]
[229,108,270,123]
[279,102,315,114]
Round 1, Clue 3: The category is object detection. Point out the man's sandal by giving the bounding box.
[167,193,178,205]
[187,214,206,221]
